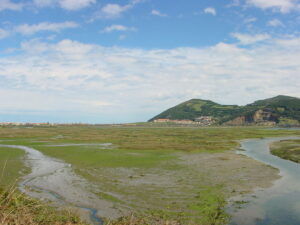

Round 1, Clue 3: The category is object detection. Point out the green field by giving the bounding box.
[0,147,29,188]
[271,139,300,163]
[0,125,299,224]
[0,126,298,151]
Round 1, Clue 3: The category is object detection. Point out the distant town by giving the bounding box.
[0,116,216,127]
[0,122,124,126]
[0,122,57,126]
[0,122,101,127]
[153,116,215,126]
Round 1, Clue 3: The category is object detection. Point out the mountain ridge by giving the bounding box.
[149,95,300,126]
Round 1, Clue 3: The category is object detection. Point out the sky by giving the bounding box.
[0,0,300,123]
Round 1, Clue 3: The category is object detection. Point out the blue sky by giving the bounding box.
[0,0,300,123]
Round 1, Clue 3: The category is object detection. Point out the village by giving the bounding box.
[0,122,56,126]
[153,116,215,126]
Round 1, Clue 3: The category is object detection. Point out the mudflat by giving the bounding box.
[0,126,299,224]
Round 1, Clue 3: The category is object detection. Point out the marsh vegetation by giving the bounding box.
[270,139,300,163]
[0,126,299,224]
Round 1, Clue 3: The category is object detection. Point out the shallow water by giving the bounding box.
[0,144,122,225]
[228,136,300,225]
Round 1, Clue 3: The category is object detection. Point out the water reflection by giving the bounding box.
[229,137,300,225]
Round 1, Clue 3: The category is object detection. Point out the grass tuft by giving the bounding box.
[0,187,88,225]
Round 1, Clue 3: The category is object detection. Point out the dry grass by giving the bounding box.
[0,187,88,225]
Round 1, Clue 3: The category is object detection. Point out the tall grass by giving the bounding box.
[0,160,87,225]
[0,186,88,225]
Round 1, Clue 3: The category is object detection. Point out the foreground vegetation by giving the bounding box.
[0,187,224,225]
[0,188,88,225]
[270,139,300,163]
[0,125,299,225]
[0,147,87,225]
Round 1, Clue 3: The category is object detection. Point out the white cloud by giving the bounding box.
[0,22,78,39]
[0,37,299,122]
[0,0,23,11]
[204,7,216,16]
[33,0,95,10]
[246,0,300,13]
[231,33,270,45]
[101,24,135,33]
[244,17,257,23]
[59,0,96,10]
[275,38,300,47]
[267,19,284,27]
[0,28,10,39]
[96,4,130,19]
[33,0,56,7]
[92,0,142,20]
[14,21,79,35]
[151,9,167,17]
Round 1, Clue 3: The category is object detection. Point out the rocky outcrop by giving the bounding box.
[224,109,277,126]
[253,109,275,122]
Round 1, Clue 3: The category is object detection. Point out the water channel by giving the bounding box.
[229,136,300,225]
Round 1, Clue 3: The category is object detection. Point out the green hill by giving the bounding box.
[149,95,300,126]
[246,95,300,123]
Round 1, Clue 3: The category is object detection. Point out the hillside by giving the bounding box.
[149,95,300,126]
[246,95,300,123]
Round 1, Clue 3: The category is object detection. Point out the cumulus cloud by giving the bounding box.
[267,19,284,27]
[246,0,300,13]
[0,37,299,122]
[96,4,130,19]
[231,33,270,45]
[0,21,79,40]
[59,0,96,10]
[33,0,95,10]
[92,0,142,20]
[0,0,23,11]
[101,24,135,33]
[151,9,167,17]
[204,7,217,16]
[14,21,79,35]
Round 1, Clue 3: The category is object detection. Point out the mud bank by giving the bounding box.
[0,138,287,225]
[0,144,126,225]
